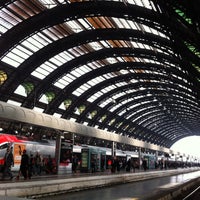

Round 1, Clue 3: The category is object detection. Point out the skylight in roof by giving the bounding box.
[99,98,112,108]
[22,38,42,52]
[0,22,7,35]
[70,66,92,79]
[39,94,48,104]
[112,17,168,39]
[102,73,113,79]
[53,113,62,118]
[54,74,72,89]
[118,109,126,116]
[7,100,21,106]
[54,74,76,89]
[72,90,82,97]
[88,84,119,103]
[1,55,20,68]
[2,32,53,66]
[54,81,65,89]
[33,106,44,113]
[103,85,117,93]
[87,91,104,102]
[32,67,49,79]
[105,57,119,64]
[31,61,56,79]
[67,20,84,33]
[78,65,93,73]
[89,42,104,51]
[49,52,72,65]
[0,8,22,32]
[120,69,129,74]
[99,41,111,48]
[14,85,26,97]
[87,78,101,86]
[63,51,76,60]
[113,93,124,99]
[38,0,58,9]
[115,82,128,87]
[110,102,123,112]
[72,76,106,97]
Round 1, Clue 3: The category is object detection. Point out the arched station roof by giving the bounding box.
[0,0,200,149]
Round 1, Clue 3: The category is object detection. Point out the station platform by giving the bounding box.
[0,167,200,200]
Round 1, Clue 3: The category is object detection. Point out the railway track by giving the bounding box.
[182,185,200,200]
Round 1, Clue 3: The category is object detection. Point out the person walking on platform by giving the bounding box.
[20,149,29,180]
[34,152,42,175]
[72,154,78,173]
[142,159,147,171]
[2,147,14,180]
[28,154,34,178]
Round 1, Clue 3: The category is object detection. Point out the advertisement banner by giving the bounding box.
[13,143,26,165]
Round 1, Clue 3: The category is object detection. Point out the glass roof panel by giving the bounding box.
[67,20,84,33]
[0,8,22,32]
[39,94,48,104]
[110,101,124,112]
[14,85,26,97]
[7,100,21,106]
[1,55,20,68]
[38,0,58,9]
[33,106,44,113]
[99,98,112,108]
[87,91,104,103]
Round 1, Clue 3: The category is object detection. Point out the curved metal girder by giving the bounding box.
[0,0,200,150]
[59,72,192,116]
[0,28,172,102]
[0,1,165,57]
[81,80,198,123]
[21,47,182,108]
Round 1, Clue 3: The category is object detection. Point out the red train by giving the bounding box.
[0,133,55,172]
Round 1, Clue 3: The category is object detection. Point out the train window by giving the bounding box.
[0,143,9,150]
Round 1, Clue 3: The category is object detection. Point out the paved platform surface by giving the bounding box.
[0,167,199,199]
[37,170,200,200]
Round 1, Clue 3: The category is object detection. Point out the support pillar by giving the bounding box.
[55,134,61,174]
[155,151,158,168]
[138,147,142,170]
[111,141,116,158]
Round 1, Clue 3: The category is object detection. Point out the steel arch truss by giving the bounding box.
[0,0,200,148]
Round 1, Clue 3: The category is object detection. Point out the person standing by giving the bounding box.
[2,147,14,180]
[28,154,34,178]
[72,154,78,173]
[20,149,29,180]
[34,152,42,175]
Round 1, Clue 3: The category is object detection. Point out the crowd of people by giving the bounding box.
[1,146,56,181]
[2,146,197,181]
